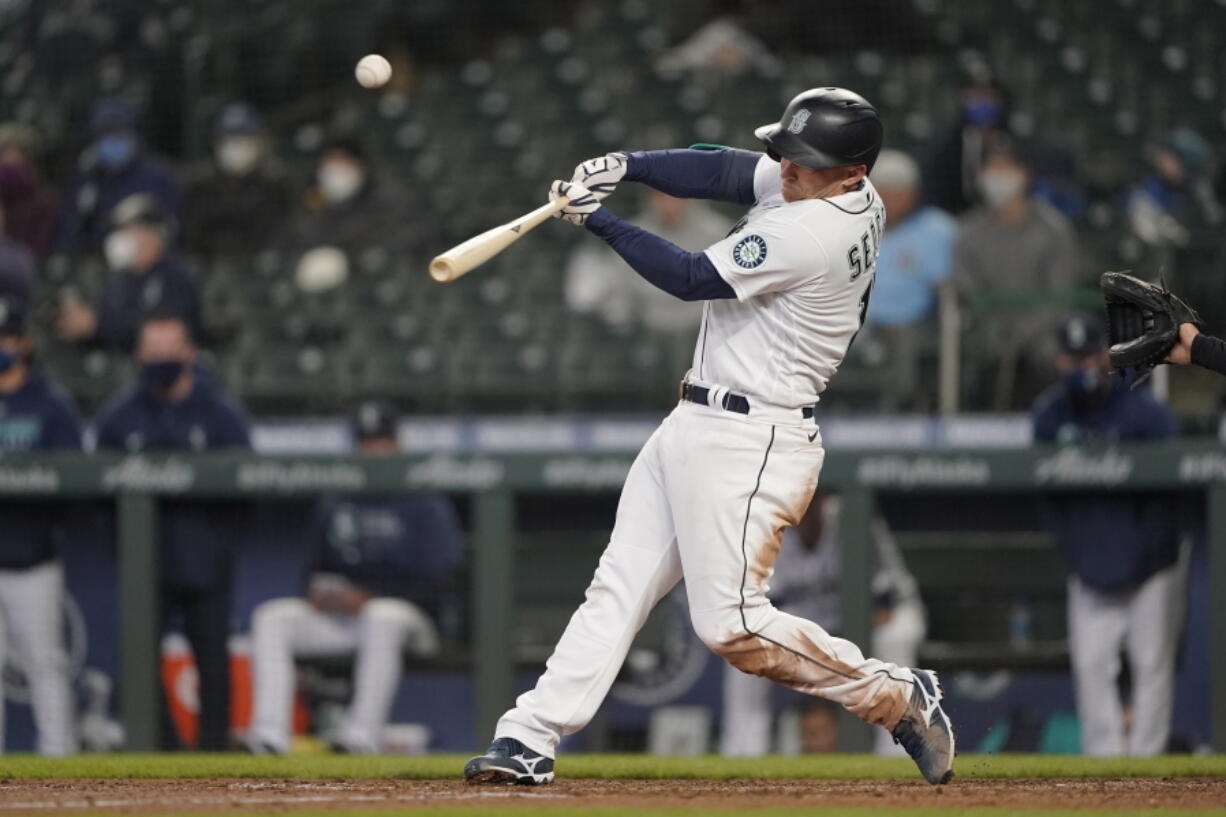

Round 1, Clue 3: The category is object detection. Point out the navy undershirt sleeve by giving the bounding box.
[585,207,735,302]
[1191,333,1226,376]
[623,148,760,205]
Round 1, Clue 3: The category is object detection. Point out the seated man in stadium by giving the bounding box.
[95,312,252,750]
[53,97,182,255]
[278,137,426,259]
[952,137,1080,409]
[720,490,925,757]
[0,122,58,258]
[0,295,82,756]
[245,401,463,755]
[185,103,292,259]
[57,194,202,352]
[856,149,956,410]
[1032,315,1183,756]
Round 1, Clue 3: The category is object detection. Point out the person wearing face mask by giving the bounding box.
[1032,315,1184,757]
[94,312,251,750]
[952,139,1079,409]
[56,193,202,352]
[923,76,1011,216]
[0,296,83,757]
[278,137,427,259]
[53,97,182,255]
[184,103,292,259]
[0,122,58,257]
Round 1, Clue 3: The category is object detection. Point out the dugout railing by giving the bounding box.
[2,441,1223,753]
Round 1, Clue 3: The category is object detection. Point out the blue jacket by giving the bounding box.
[95,368,251,589]
[54,153,182,254]
[311,493,463,613]
[0,371,84,569]
[1032,377,1180,591]
[95,254,202,353]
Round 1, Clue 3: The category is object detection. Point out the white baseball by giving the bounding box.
[355,54,392,89]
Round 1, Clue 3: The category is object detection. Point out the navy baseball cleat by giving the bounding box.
[891,669,956,785]
[464,737,555,785]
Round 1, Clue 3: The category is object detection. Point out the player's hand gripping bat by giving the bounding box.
[428,196,570,283]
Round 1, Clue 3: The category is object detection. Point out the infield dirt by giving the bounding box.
[0,777,1223,814]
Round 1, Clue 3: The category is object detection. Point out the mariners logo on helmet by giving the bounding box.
[787,109,811,134]
[733,234,767,269]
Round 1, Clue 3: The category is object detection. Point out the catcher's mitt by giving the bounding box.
[1100,271,1202,377]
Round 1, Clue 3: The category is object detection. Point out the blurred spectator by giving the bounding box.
[656,0,781,76]
[720,492,924,757]
[57,194,201,352]
[951,139,1079,410]
[185,103,292,259]
[1127,128,1221,248]
[924,75,1011,215]
[860,150,956,409]
[245,400,462,755]
[0,214,35,305]
[53,97,182,254]
[0,123,58,257]
[0,295,82,757]
[95,313,251,750]
[1032,315,1183,757]
[278,138,424,264]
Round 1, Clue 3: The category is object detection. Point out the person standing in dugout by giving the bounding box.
[0,295,83,756]
[464,88,955,786]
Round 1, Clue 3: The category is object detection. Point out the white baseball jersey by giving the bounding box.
[693,155,885,409]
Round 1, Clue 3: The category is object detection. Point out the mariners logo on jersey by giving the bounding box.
[732,234,768,269]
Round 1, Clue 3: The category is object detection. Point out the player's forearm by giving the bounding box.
[586,207,735,301]
[1191,332,1226,375]
[623,148,759,205]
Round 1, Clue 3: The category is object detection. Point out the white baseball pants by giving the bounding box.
[496,401,915,756]
[0,560,78,756]
[720,599,926,757]
[248,597,439,753]
[1068,553,1187,757]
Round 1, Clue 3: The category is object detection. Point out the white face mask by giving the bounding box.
[103,229,140,271]
[979,169,1027,209]
[216,136,262,176]
[318,161,365,204]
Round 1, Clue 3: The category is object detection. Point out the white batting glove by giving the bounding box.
[549,179,601,226]
[570,152,628,201]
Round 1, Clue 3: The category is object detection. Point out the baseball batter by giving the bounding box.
[464,88,954,785]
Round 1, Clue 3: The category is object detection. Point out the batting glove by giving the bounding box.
[550,180,601,226]
[570,152,627,201]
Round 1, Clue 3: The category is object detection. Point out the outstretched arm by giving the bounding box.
[585,207,736,301]
[573,148,760,206]
[548,179,734,302]
[624,149,760,205]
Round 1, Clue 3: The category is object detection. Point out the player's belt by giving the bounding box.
[679,381,815,419]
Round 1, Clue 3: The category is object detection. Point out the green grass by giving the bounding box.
[131,811,1226,817]
[0,752,1222,780]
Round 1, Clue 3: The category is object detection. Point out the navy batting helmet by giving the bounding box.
[755,87,883,172]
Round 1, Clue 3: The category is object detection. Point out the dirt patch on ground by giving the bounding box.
[0,777,1221,813]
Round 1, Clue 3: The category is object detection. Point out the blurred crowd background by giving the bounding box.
[0,0,1221,760]
[0,0,1224,416]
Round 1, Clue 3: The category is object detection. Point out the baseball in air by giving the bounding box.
[355,54,392,88]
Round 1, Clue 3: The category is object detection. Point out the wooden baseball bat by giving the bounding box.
[429,196,570,283]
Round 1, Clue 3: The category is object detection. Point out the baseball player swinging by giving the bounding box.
[464,88,954,785]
